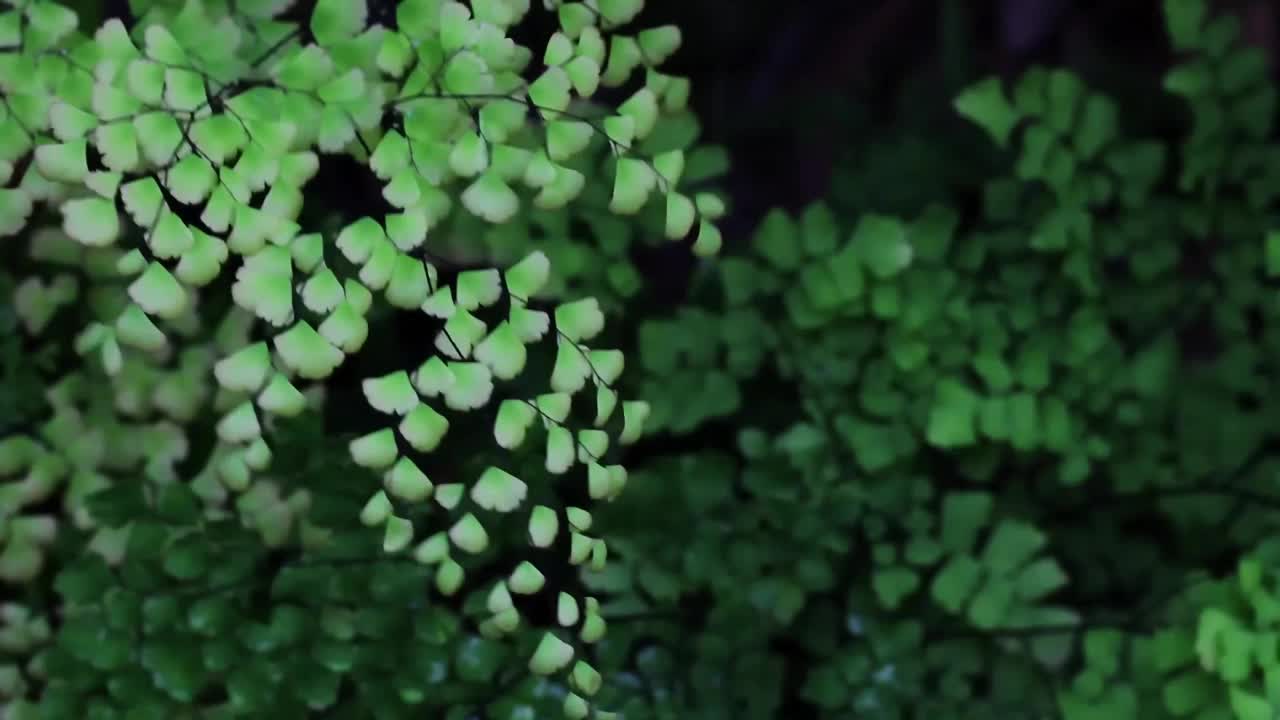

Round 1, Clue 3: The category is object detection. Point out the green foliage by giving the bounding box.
[1,0,716,717]
[8,0,1280,718]
[578,1,1280,719]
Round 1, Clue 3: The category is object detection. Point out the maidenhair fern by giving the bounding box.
[12,0,1280,718]
[1,0,715,716]
[576,1,1280,718]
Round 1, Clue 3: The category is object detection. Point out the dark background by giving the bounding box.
[640,0,1279,241]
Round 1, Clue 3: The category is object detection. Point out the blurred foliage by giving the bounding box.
[586,1,1280,718]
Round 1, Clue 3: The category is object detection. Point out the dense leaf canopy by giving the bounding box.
[4,0,1280,719]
